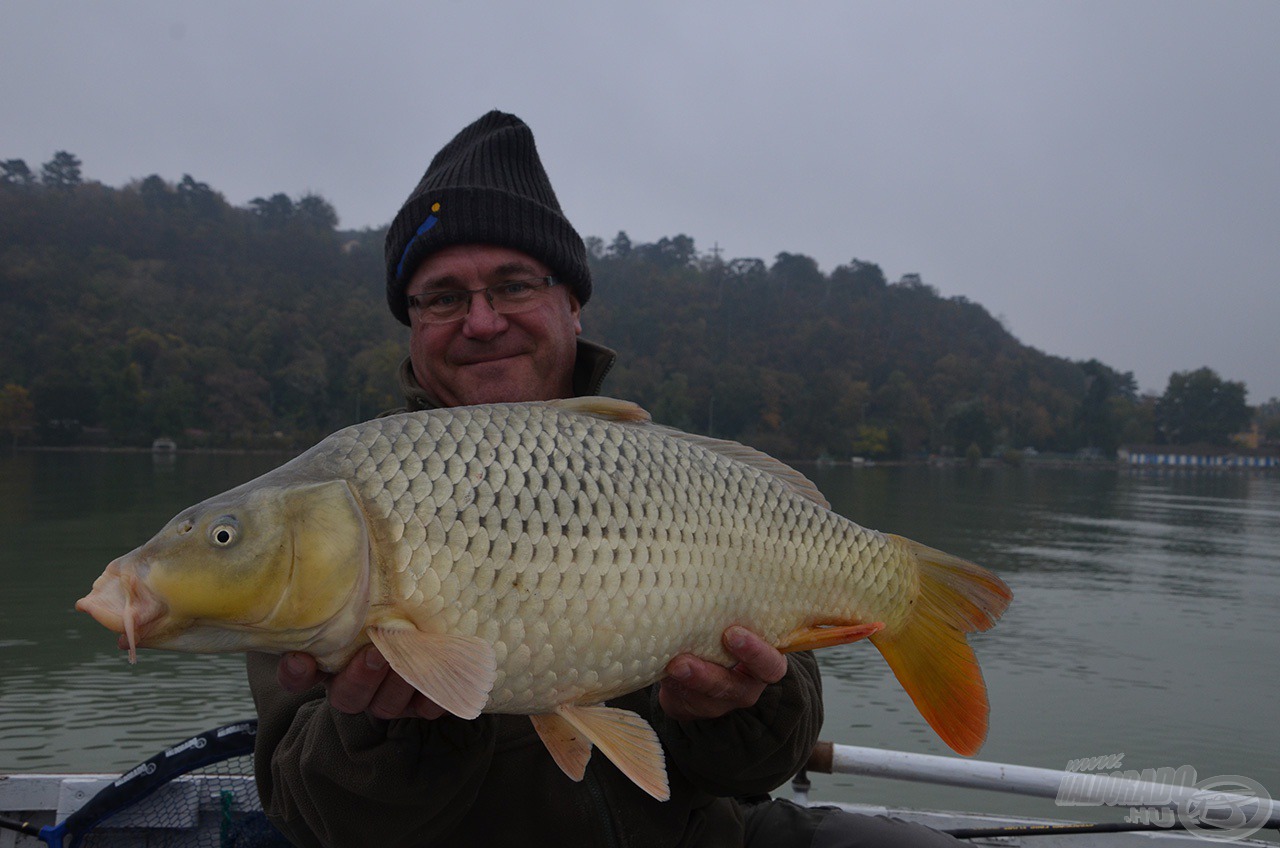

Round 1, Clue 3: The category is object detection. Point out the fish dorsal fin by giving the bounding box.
[546,396,651,423]
[368,626,497,720]
[552,704,669,802]
[547,397,829,509]
[651,426,831,509]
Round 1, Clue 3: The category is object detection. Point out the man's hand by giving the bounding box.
[278,626,786,723]
[277,647,446,720]
[658,626,788,721]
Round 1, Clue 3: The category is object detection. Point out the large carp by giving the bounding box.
[77,397,1011,801]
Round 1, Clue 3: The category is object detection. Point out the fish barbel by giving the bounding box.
[77,397,1011,801]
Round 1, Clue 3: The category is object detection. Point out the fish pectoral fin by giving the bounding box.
[367,626,496,720]
[553,704,670,802]
[530,713,593,781]
[778,621,884,653]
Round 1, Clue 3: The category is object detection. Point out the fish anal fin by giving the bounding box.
[778,621,884,653]
[870,537,1013,756]
[530,713,593,781]
[554,704,670,802]
[547,396,651,423]
[368,626,496,720]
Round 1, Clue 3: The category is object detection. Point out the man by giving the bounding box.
[249,111,956,847]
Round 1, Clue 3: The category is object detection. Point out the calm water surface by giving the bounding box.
[2,451,1277,822]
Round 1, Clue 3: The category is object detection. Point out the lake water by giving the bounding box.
[2,451,1277,825]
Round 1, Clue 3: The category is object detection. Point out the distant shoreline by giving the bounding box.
[8,445,301,457]
[10,446,1274,475]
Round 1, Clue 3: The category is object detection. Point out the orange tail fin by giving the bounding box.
[869,536,1012,756]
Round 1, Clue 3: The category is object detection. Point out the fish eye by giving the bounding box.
[208,517,241,547]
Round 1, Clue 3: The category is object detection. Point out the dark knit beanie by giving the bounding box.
[384,110,592,326]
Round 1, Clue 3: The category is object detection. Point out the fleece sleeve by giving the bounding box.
[649,651,823,797]
[247,651,500,848]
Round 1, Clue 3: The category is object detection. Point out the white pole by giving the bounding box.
[805,743,1280,828]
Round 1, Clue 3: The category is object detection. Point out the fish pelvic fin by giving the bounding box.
[530,713,593,781]
[869,537,1012,756]
[367,626,496,720]
[550,704,669,802]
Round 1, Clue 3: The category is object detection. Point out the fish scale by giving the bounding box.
[329,404,853,710]
[78,396,1011,802]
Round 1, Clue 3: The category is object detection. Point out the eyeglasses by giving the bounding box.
[406,276,560,325]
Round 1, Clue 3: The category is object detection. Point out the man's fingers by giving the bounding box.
[412,695,447,720]
[277,652,324,693]
[317,646,446,720]
[723,626,787,684]
[367,669,419,720]
[658,628,791,721]
[660,656,765,720]
[325,645,394,715]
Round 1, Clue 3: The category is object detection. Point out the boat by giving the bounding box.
[3,724,1275,847]
[0,721,277,848]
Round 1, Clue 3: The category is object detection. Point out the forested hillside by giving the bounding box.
[0,156,1224,458]
[586,237,1149,459]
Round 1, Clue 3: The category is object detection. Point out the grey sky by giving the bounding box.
[5,1,1277,401]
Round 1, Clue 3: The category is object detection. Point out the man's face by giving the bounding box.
[405,244,582,407]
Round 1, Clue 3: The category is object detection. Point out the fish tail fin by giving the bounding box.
[869,536,1012,756]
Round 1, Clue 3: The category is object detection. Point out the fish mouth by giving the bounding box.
[75,557,170,664]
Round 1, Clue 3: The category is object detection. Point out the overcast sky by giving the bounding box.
[5,1,1277,401]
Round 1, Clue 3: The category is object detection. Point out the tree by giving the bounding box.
[1075,359,1135,453]
[1,159,35,186]
[250,193,295,225]
[1155,367,1250,445]
[725,258,766,280]
[770,252,823,291]
[831,259,887,295]
[634,234,697,269]
[139,174,174,211]
[607,231,632,259]
[851,425,890,459]
[1257,398,1280,445]
[944,400,994,456]
[296,193,339,229]
[177,174,222,217]
[41,151,83,188]
[0,383,36,447]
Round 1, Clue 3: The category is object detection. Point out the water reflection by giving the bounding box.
[1,450,286,772]
[803,464,1279,816]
